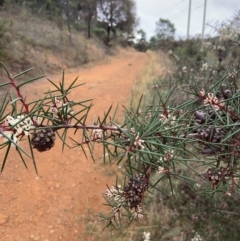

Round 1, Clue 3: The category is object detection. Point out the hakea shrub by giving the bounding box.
[0,14,240,236]
[140,13,240,240]
[0,58,240,233]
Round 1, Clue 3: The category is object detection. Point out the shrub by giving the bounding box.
[0,11,240,241]
[93,27,107,40]
[0,20,8,58]
[73,20,87,32]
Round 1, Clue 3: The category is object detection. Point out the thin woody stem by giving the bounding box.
[42,124,121,131]
[9,77,29,114]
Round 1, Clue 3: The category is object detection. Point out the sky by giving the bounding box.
[135,0,240,40]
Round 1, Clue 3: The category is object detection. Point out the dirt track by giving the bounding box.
[0,49,152,241]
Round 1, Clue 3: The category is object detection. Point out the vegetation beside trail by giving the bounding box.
[0,0,137,77]
[1,1,240,241]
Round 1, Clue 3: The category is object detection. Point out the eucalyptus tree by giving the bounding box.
[97,0,137,45]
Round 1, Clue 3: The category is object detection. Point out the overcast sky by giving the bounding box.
[135,0,240,39]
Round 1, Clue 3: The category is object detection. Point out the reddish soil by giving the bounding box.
[0,49,149,241]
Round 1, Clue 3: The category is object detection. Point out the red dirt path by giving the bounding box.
[0,48,149,241]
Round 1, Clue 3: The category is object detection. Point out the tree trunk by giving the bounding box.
[106,23,112,46]
[66,0,72,43]
[87,15,91,38]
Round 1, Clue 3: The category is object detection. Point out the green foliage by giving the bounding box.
[148,36,158,50]
[93,27,107,39]
[134,29,148,52]
[1,0,136,46]
[128,11,240,241]
[173,39,207,68]
[134,41,148,52]
[137,29,146,41]
[155,18,176,40]
[1,7,240,241]
[0,20,8,58]
[73,20,87,31]
[97,0,137,45]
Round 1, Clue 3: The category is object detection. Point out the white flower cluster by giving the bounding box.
[202,41,212,47]
[182,66,187,73]
[159,113,176,127]
[191,232,204,241]
[200,89,225,111]
[92,129,103,139]
[133,132,145,150]
[157,166,164,173]
[105,185,143,220]
[218,24,240,42]
[203,92,224,111]
[143,231,151,241]
[168,49,180,61]
[132,205,143,219]
[0,115,34,144]
[227,69,238,79]
[213,45,226,52]
[106,185,123,199]
[200,63,208,71]
[50,97,74,118]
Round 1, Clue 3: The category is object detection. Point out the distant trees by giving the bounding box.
[79,0,97,38]
[148,18,176,50]
[134,29,148,52]
[97,0,137,45]
[137,29,146,41]
[0,0,137,45]
[155,18,175,41]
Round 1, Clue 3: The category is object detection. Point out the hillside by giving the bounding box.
[0,6,111,78]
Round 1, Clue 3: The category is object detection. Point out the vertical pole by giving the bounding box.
[202,0,207,41]
[187,0,192,39]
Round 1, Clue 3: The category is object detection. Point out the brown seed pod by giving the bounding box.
[203,167,231,186]
[124,174,148,209]
[31,129,56,152]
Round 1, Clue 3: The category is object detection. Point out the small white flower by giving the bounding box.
[132,211,143,219]
[1,115,34,145]
[33,116,43,125]
[132,205,143,219]
[191,232,204,241]
[130,127,135,133]
[157,166,164,173]
[92,129,103,139]
[203,93,223,110]
[182,66,187,72]
[143,231,151,241]
[133,132,145,150]
[194,183,201,189]
[199,88,205,97]
[106,186,117,197]
[51,97,74,118]
[0,131,12,142]
[201,63,208,71]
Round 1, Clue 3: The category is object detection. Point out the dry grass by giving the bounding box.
[0,7,108,79]
[84,51,179,241]
[130,50,170,108]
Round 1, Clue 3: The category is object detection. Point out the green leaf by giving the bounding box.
[0,62,11,78]
[1,141,11,172]
[18,75,45,88]
[13,68,34,79]
[28,135,38,175]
